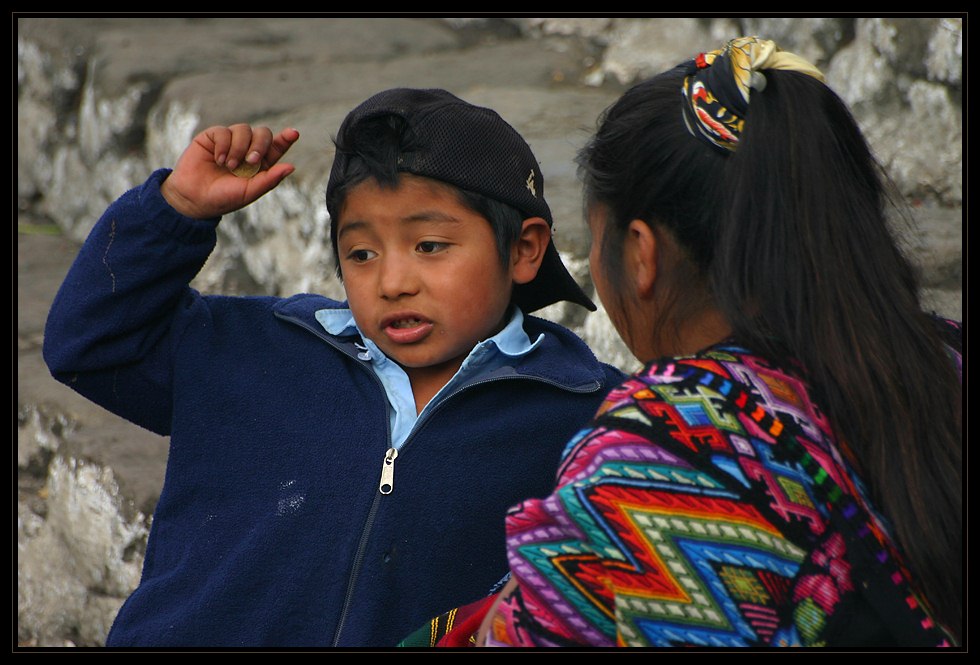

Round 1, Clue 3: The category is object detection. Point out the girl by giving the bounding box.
[466,37,962,648]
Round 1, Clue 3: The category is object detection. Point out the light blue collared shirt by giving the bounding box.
[315,306,544,450]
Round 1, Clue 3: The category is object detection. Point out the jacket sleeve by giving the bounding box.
[42,169,221,435]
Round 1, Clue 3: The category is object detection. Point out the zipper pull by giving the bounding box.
[379,448,398,495]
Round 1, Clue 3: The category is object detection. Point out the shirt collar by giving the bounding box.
[314,306,543,362]
[314,305,544,451]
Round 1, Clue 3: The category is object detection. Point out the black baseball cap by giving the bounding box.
[325,88,596,313]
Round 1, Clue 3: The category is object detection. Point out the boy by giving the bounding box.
[43,88,624,647]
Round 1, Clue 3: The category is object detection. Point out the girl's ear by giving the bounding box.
[626,219,658,299]
[511,217,551,285]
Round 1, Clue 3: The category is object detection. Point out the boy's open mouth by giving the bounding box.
[390,318,424,329]
[381,314,434,344]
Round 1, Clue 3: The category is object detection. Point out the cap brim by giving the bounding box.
[513,242,596,313]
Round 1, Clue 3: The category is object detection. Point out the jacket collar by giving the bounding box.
[272,293,607,393]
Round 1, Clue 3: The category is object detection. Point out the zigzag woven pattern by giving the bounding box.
[488,344,949,647]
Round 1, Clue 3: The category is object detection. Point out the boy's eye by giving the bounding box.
[417,241,446,254]
[347,249,377,262]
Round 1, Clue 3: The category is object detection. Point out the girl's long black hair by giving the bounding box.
[577,66,962,641]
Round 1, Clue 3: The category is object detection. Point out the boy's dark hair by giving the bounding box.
[326,88,596,313]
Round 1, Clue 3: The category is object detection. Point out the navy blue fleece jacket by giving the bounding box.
[42,170,625,648]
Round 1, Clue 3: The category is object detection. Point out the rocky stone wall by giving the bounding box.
[17,16,962,646]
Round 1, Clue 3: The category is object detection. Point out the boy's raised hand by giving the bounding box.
[161,124,300,219]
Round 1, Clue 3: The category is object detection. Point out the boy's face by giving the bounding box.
[336,174,515,389]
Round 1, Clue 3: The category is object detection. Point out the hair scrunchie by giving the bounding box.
[680,36,826,153]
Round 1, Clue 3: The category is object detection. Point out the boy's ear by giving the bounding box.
[511,217,551,285]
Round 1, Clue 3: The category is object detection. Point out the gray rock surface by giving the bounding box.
[17,16,962,647]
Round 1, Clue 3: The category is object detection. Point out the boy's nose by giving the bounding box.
[377,255,420,299]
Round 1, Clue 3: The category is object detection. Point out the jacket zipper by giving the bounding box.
[334,373,599,644]
[376,372,602,495]
[273,311,393,646]
[274,310,602,645]
[379,447,397,494]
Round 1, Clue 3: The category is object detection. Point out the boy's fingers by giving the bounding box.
[228,126,272,178]
[229,163,296,206]
[194,124,296,179]
[264,128,301,166]
[244,126,274,165]
[248,163,295,192]
[204,126,233,166]
[225,124,255,170]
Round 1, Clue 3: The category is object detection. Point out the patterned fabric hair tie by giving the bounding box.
[680,36,826,152]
